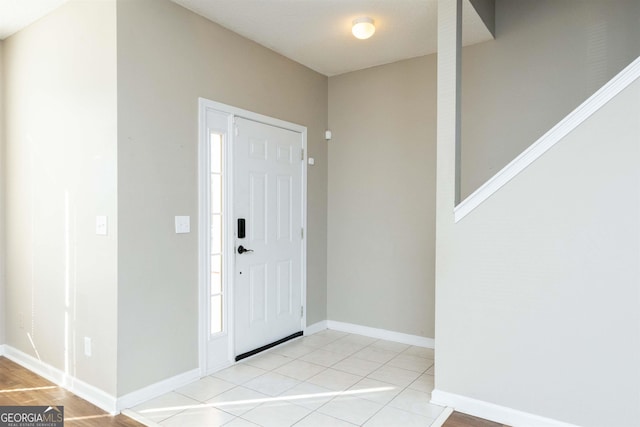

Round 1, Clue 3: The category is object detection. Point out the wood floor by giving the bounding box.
[443,411,510,427]
[0,356,144,426]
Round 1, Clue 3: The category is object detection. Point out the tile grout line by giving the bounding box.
[130,330,439,426]
[275,331,434,426]
[297,332,430,426]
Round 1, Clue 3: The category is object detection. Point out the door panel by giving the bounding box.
[234,117,303,356]
[277,176,292,241]
[249,173,267,242]
[276,260,292,317]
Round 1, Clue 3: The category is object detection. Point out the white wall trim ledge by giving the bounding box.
[0,344,6,356]
[326,320,435,348]
[3,345,117,414]
[116,368,200,412]
[431,389,582,427]
[455,55,640,222]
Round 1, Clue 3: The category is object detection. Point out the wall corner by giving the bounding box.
[469,0,495,38]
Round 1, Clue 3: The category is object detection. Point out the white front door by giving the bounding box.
[234,117,304,357]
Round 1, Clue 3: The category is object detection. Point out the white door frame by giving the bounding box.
[198,98,308,376]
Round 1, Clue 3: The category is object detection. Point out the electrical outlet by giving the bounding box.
[84,337,92,357]
[96,216,108,236]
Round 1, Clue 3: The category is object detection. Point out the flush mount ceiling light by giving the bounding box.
[352,17,375,40]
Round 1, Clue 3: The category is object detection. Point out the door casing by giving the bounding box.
[198,98,308,375]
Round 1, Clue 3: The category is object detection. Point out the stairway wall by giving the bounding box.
[437,74,640,426]
[461,0,640,199]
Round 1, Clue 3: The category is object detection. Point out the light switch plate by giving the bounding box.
[96,216,107,236]
[175,216,190,234]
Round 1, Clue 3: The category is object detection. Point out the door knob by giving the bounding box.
[238,245,254,254]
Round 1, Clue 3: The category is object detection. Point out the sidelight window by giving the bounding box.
[210,132,224,335]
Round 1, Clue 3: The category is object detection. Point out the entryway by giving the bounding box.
[198,99,307,375]
[127,330,438,426]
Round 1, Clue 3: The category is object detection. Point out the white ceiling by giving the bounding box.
[0,0,68,40]
[171,0,494,76]
[0,0,494,77]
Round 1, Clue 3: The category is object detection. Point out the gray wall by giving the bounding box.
[327,55,437,338]
[437,77,640,426]
[3,1,118,395]
[116,0,328,395]
[324,0,640,341]
[0,39,5,345]
[461,0,640,198]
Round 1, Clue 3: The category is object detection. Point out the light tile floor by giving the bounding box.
[127,330,441,426]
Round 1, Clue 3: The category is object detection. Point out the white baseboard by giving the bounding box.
[304,320,328,336]
[3,345,202,415]
[3,345,117,414]
[0,344,6,356]
[430,406,454,427]
[116,368,200,412]
[431,389,581,427]
[326,320,435,349]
